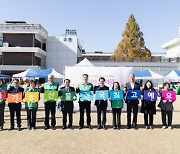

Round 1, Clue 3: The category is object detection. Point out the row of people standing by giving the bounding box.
[0,73,175,131]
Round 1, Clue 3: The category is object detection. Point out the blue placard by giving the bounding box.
[79,91,94,101]
[127,90,141,100]
[95,90,109,100]
[144,90,158,101]
[110,90,123,100]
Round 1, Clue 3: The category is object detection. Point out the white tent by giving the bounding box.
[76,58,94,66]
[164,70,180,79]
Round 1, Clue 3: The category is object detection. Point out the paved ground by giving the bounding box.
[0,96,180,154]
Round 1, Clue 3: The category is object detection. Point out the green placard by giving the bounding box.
[61,91,76,101]
[44,90,58,101]
[111,100,123,108]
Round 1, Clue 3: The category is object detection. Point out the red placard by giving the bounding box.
[0,90,6,100]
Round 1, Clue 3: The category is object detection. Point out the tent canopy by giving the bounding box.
[133,69,164,79]
[76,58,94,66]
[0,73,11,78]
[13,68,63,78]
[164,70,180,79]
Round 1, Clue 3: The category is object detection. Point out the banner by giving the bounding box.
[144,90,158,101]
[44,90,58,101]
[110,90,123,100]
[127,90,141,100]
[162,91,176,101]
[0,90,6,100]
[25,92,39,102]
[95,90,109,100]
[79,91,94,101]
[7,92,22,103]
[61,91,76,101]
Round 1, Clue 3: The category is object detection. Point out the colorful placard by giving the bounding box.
[111,100,123,108]
[25,92,39,102]
[7,92,22,103]
[61,91,76,101]
[95,90,109,100]
[0,90,6,100]
[79,91,94,101]
[162,91,176,101]
[110,90,123,100]
[44,90,58,101]
[144,90,158,101]
[127,90,141,100]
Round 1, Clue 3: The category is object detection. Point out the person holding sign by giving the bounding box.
[125,74,140,130]
[7,79,24,131]
[158,82,175,129]
[94,77,109,130]
[40,74,59,130]
[24,80,39,130]
[0,79,7,131]
[59,79,75,129]
[111,82,123,129]
[141,80,157,129]
[76,74,93,129]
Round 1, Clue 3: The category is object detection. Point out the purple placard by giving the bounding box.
[162,91,176,101]
[144,90,158,101]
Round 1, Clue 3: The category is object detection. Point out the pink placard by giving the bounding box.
[162,91,176,101]
[0,90,6,100]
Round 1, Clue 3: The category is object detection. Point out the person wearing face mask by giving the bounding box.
[0,79,7,131]
[158,82,174,129]
[94,77,109,130]
[7,79,24,131]
[141,80,156,129]
[124,74,140,130]
[40,74,59,130]
[59,79,75,129]
[24,80,39,130]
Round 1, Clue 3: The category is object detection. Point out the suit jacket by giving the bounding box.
[94,85,109,107]
[125,82,140,104]
[59,86,75,103]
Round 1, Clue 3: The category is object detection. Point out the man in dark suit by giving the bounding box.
[59,79,75,129]
[125,74,140,129]
[94,77,109,129]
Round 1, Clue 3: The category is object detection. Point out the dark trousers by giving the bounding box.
[79,101,91,127]
[144,114,153,126]
[96,105,107,126]
[44,102,56,127]
[112,108,122,128]
[61,101,73,126]
[127,102,138,127]
[161,109,173,126]
[8,103,21,128]
[27,109,37,128]
[0,103,5,127]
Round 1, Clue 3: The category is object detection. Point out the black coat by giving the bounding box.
[94,85,109,107]
[59,86,75,103]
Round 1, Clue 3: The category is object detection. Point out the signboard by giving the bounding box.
[162,91,176,101]
[127,90,141,100]
[0,90,6,100]
[79,91,94,101]
[44,90,58,101]
[7,92,22,103]
[110,90,123,100]
[95,90,109,100]
[25,92,39,102]
[61,91,76,101]
[144,90,158,101]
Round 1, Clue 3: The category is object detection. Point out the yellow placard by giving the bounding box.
[25,92,39,103]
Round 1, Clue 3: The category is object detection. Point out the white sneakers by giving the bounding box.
[162,126,172,129]
[168,126,172,129]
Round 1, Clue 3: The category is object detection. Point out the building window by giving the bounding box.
[42,43,46,51]
[34,39,41,48]
[34,56,41,66]
[0,37,3,47]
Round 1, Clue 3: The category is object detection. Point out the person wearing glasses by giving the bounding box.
[7,79,24,131]
[40,74,59,130]
[0,79,7,131]
[76,74,93,129]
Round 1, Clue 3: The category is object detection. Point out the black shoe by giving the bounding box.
[117,126,121,130]
[97,125,102,129]
[18,127,21,131]
[127,126,131,129]
[62,125,67,130]
[113,127,117,130]
[68,124,72,129]
[52,126,56,130]
[102,125,107,130]
[87,125,92,129]
[31,127,36,130]
[8,127,14,131]
[79,126,83,129]
[44,126,50,130]
[27,127,31,131]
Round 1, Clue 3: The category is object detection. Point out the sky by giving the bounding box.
[0,0,180,53]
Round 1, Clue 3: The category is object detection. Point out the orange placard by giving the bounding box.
[7,92,22,103]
